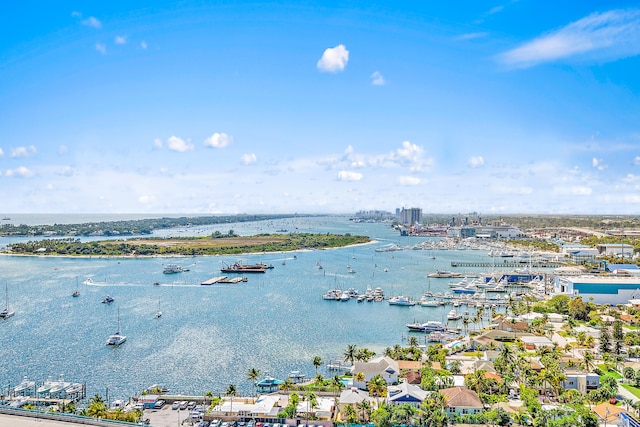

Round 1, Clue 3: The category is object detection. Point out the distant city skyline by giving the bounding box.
[1,2,640,214]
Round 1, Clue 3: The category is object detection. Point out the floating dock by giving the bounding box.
[450,261,563,268]
[201,276,248,285]
[201,276,227,285]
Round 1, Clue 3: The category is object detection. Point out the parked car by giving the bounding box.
[180,401,188,410]
[188,401,197,409]
[172,401,180,410]
[153,400,165,409]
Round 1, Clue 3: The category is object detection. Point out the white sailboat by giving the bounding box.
[154,299,162,318]
[106,307,126,346]
[72,276,80,297]
[1,282,15,319]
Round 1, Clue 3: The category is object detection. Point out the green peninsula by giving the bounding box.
[5,233,370,256]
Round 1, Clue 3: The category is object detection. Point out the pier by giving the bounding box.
[450,261,563,268]
[201,276,248,285]
[201,276,228,285]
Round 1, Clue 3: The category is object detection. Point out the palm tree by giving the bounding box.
[226,384,237,414]
[313,356,323,376]
[344,344,357,366]
[462,317,470,335]
[582,349,596,372]
[314,373,325,387]
[280,377,295,393]
[356,399,372,423]
[247,367,261,400]
[86,394,107,419]
[366,374,387,406]
[407,336,419,348]
[304,391,318,424]
[331,375,345,398]
[355,371,365,388]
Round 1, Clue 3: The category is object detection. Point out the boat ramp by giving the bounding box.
[201,276,248,285]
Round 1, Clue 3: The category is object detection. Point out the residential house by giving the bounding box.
[351,356,399,389]
[386,382,429,407]
[561,370,600,393]
[337,387,375,416]
[593,402,629,426]
[520,335,554,351]
[439,387,484,418]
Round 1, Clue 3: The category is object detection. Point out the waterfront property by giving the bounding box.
[350,356,399,389]
[553,275,640,304]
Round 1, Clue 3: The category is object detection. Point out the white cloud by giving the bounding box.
[82,16,102,29]
[492,185,534,195]
[141,41,147,49]
[138,195,156,204]
[166,136,193,152]
[468,156,485,168]
[337,170,362,181]
[553,185,593,196]
[370,71,385,86]
[153,138,163,149]
[115,36,127,45]
[241,153,257,165]
[634,156,640,165]
[499,9,640,68]
[204,132,233,148]
[11,145,36,158]
[317,44,349,73]
[397,176,421,186]
[5,166,34,178]
[487,5,504,15]
[592,157,608,170]
[95,43,106,54]
[57,145,68,155]
[0,148,3,157]
[56,166,74,176]
[456,32,489,40]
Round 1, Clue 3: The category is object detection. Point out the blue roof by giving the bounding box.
[608,264,639,271]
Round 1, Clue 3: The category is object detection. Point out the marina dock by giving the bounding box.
[450,261,563,268]
[201,276,247,285]
[201,276,228,285]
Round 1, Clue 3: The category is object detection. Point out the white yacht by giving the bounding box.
[447,309,462,321]
[388,295,415,306]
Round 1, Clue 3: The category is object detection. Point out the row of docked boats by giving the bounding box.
[322,286,386,302]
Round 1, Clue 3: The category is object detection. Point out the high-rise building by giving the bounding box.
[399,207,422,225]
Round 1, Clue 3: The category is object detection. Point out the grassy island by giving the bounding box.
[5,233,371,256]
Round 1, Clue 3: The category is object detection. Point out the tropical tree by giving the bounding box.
[355,371,365,385]
[226,384,237,414]
[582,349,596,372]
[86,394,108,419]
[331,375,345,398]
[343,404,358,424]
[408,336,419,348]
[344,344,358,365]
[356,399,372,423]
[313,356,323,375]
[280,377,295,393]
[247,367,261,400]
[366,374,387,406]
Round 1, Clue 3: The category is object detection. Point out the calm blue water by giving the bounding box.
[0,215,516,401]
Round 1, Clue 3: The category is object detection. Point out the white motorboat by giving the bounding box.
[388,295,415,306]
[13,377,35,394]
[447,309,462,321]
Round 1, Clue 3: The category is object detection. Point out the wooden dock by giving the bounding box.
[201,276,227,285]
[201,276,247,285]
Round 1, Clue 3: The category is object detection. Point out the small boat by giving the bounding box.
[163,264,186,274]
[106,308,126,346]
[102,295,114,304]
[37,377,56,395]
[72,277,80,297]
[447,309,462,321]
[427,270,462,278]
[1,282,15,319]
[154,299,162,318]
[2,217,10,221]
[388,295,415,306]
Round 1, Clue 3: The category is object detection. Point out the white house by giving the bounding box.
[351,356,399,389]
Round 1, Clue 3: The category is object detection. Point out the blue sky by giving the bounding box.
[1,1,640,214]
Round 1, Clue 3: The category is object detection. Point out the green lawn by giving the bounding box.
[622,384,640,399]
[598,364,623,379]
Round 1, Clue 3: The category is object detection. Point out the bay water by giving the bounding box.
[0,215,507,401]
